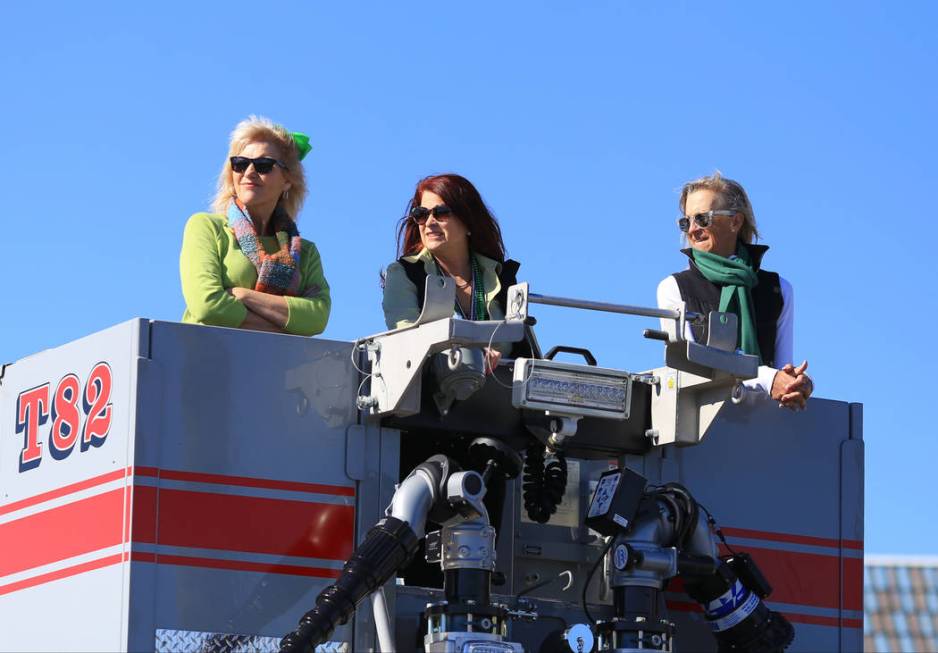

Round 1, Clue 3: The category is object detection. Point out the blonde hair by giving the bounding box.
[679,171,760,243]
[211,115,308,219]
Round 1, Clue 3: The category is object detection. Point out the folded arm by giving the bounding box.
[281,243,331,336]
[231,288,287,327]
[180,215,248,327]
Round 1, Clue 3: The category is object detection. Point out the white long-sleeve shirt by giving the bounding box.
[656,274,794,397]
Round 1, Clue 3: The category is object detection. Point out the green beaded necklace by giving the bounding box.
[468,253,488,321]
[436,253,487,320]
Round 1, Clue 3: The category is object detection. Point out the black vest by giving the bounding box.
[671,244,784,367]
[397,256,534,358]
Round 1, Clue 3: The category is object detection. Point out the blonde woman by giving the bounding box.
[180,116,330,335]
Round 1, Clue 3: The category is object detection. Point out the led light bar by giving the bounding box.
[461,643,519,653]
[511,358,633,420]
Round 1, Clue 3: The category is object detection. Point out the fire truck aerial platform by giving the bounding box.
[0,278,863,653]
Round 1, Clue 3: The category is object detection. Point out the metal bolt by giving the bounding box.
[356,396,378,409]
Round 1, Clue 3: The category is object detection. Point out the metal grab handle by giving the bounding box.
[643,329,670,342]
[527,292,697,321]
[544,345,597,366]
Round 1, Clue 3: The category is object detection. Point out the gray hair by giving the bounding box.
[679,171,759,243]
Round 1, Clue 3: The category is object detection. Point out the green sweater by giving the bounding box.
[179,213,330,336]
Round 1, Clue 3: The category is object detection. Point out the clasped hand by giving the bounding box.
[771,360,814,411]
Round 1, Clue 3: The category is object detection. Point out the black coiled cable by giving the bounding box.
[646,482,699,549]
[522,442,568,524]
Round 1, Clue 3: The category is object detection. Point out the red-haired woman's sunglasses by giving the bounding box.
[410,205,454,225]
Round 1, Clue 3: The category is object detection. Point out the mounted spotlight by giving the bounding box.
[512,358,634,421]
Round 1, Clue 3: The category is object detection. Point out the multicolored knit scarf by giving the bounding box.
[227,201,302,296]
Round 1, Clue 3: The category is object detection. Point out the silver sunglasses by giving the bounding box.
[677,209,737,232]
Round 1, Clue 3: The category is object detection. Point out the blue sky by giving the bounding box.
[1,2,935,554]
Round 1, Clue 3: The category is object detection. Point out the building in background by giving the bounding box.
[865,556,938,652]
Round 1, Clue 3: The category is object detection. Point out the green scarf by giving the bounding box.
[690,245,761,361]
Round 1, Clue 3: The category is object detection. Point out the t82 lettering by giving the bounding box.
[15,362,113,472]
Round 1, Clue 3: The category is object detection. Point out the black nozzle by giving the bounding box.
[280,516,419,653]
[677,553,719,576]
[726,552,773,599]
[684,559,794,653]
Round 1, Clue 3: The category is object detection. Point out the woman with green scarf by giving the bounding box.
[656,173,813,410]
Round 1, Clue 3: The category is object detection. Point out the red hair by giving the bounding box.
[396,174,506,261]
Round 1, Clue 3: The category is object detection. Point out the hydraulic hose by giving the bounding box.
[370,587,394,653]
[280,457,445,653]
[522,441,568,524]
[279,516,419,653]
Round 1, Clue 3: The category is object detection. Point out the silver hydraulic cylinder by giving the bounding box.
[389,465,441,540]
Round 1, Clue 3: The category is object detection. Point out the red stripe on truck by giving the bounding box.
[130,484,157,544]
[0,489,124,576]
[134,466,355,497]
[133,488,355,562]
[0,554,124,596]
[668,546,863,612]
[0,470,354,579]
[732,545,862,612]
[721,526,863,551]
[130,551,341,579]
[666,600,863,629]
[0,467,127,516]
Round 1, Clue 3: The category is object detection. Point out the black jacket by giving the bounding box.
[670,244,784,367]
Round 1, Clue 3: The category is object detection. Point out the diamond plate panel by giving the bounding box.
[154,629,348,653]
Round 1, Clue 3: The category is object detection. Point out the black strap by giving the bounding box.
[671,266,783,367]
[398,257,521,315]
[753,270,783,368]
[495,260,534,359]
[398,258,429,312]
[496,259,520,313]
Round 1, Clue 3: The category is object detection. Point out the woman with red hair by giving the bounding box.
[382,174,526,368]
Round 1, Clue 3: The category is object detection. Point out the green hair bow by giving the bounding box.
[291,132,312,161]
